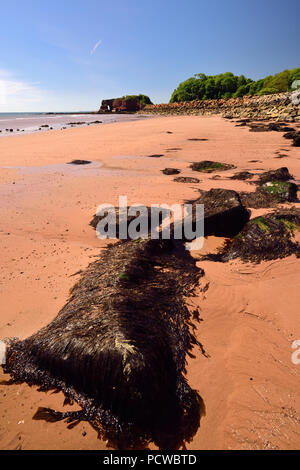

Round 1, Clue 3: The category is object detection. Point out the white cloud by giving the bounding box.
[90,39,102,56]
[0,70,44,111]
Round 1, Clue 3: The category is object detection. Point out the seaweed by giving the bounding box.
[3,238,206,450]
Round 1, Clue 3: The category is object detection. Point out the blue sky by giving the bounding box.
[0,0,299,111]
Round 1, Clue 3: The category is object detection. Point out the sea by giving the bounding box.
[0,112,151,137]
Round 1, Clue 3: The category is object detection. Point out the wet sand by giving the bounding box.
[0,115,300,450]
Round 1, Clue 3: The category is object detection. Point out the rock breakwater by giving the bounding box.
[142,92,300,121]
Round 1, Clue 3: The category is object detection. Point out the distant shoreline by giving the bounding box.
[0,113,154,138]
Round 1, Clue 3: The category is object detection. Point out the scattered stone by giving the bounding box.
[292,135,300,147]
[41,125,49,128]
[4,237,205,449]
[67,160,91,165]
[67,122,86,126]
[209,175,222,180]
[162,168,181,175]
[230,171,254,181]
[192,188,250,237]
[190,161,236,173]
[173,177,200,183]
[142,92,300,123]
[281,126,295,132]
[210,209,300,263]
[257,167,294,185]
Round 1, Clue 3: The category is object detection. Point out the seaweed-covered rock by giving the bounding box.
[216,209,300,263]
[230,171,254,181]
[192,188,249,237]
[173,177,200,183]
[67,160,91,165]
[90,206,170,239]
[162,168,181,175]
[190,161,236,173]
[3,238,205,449]
[293,135,300,147]
[257,167,294,185]
[283,131,297,139]
[261,181,297,201]
[240,181,298,208]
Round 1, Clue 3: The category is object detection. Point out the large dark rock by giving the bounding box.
[230,171,254,181]
[162,168,181,175]
[240,181,298,208]
[192,188,250,237]
[173,176,200,183]
[257,167,294,185]
[215,209,300,263]
[293,135,300,147]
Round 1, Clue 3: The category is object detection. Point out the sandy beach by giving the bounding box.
[0,115,300,450]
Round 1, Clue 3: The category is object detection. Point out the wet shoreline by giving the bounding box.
[0,113,153,137]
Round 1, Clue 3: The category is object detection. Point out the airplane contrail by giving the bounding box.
[90,39,102,56]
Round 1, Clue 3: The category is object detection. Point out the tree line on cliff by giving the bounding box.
[170,68,300,103]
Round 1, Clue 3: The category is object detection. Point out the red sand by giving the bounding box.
[0,115,300,450]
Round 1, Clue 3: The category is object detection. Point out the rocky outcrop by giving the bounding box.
[142,92,300,121]
[99,98,143,113]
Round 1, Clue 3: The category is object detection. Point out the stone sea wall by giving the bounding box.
[142,92,300,121]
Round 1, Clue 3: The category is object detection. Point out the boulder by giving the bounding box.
[240,181,298,208]
[173,177,200,183]
[217,209,300,263]
[67,160,91,165]
[257,167,294,185]
[292,135,300,147]
[192,188,250,237]
[162,168,181,175]
[230,171,254,180]
[190,161,236,173]
[90,206,171,239]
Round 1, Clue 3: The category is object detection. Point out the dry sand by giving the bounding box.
[0,115,300,450]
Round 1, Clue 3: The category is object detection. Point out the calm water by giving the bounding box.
[0,112,152,137]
